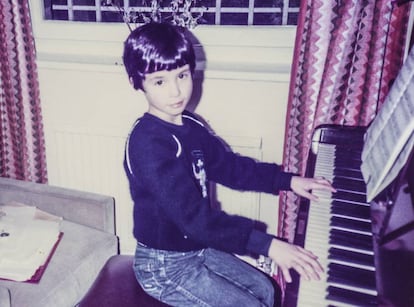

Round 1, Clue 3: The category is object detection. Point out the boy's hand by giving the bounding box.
[290,176,336,201]
[268,238,324,283]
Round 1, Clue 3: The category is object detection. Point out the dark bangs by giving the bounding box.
[142,37,195,74]
[123,22,196,90]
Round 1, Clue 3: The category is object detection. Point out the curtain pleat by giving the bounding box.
[0,0,47,183]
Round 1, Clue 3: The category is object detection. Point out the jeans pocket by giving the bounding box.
[134,261,164,297]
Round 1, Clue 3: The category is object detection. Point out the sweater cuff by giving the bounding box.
[246,229,274,256]
[274,171,294,193]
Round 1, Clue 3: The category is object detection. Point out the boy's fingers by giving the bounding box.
[282,267,292,283]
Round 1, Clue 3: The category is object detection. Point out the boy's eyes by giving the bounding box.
[178,72,190,79]
[152,72,190,86]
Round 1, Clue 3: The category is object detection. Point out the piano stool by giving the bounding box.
[77,255,169,307]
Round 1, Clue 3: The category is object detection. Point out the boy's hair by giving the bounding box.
[123,22,196,91]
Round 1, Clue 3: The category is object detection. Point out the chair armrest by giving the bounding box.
[0,286,11,307]
[0,178,115,234]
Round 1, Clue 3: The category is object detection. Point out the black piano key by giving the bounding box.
[327,286,378,306]
[333,176,366,193]
[333,190,367,204]
[333,167,364,180]
[330,229,373,251]
[331,216,372,233]
[331,200,371,220]
[334,159,362,172]
[317,125,366,147]
[329,247,375,267]
[334,149,361,162]
[334,147,362,160]
[328,263,377,291]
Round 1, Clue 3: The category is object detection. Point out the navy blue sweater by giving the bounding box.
[124,111,293,257]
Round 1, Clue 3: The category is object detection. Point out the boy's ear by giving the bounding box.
[129,77,134,85]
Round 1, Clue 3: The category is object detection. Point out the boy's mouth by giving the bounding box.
[171,101,185,108]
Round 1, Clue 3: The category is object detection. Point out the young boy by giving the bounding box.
[123,22,335,307]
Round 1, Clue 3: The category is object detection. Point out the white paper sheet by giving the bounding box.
[361,47,414,202]
[0,203,61,282]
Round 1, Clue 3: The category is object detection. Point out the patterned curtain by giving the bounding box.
[278,0,412,243]
[0,0,47,183]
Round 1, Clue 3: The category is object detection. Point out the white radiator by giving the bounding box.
[46,128,264,254]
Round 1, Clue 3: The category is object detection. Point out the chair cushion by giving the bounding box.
[78,255,169,307]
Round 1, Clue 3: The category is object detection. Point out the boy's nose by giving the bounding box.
[169,82,181,96]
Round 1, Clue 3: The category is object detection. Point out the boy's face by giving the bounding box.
[141,64,193,125]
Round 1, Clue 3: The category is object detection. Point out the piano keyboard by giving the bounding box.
[294,142,378,307]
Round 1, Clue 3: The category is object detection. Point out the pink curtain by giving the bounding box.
[277,0,411,278]
[0,0,47,183]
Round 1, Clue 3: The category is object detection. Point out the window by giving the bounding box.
[43,0,300,26]
[30,0,297,82]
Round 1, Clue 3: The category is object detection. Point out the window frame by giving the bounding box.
[29,1,297,82]
[42,0,300,26]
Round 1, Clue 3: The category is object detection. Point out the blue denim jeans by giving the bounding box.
[133,243,279,307]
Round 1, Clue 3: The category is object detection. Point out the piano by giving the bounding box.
[283,124,414,307]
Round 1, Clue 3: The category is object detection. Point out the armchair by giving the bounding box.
[0,177,119,307]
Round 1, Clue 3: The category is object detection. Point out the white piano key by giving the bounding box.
[331,214,371,223]
[330,225,373,236]
[328,258,375,271]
